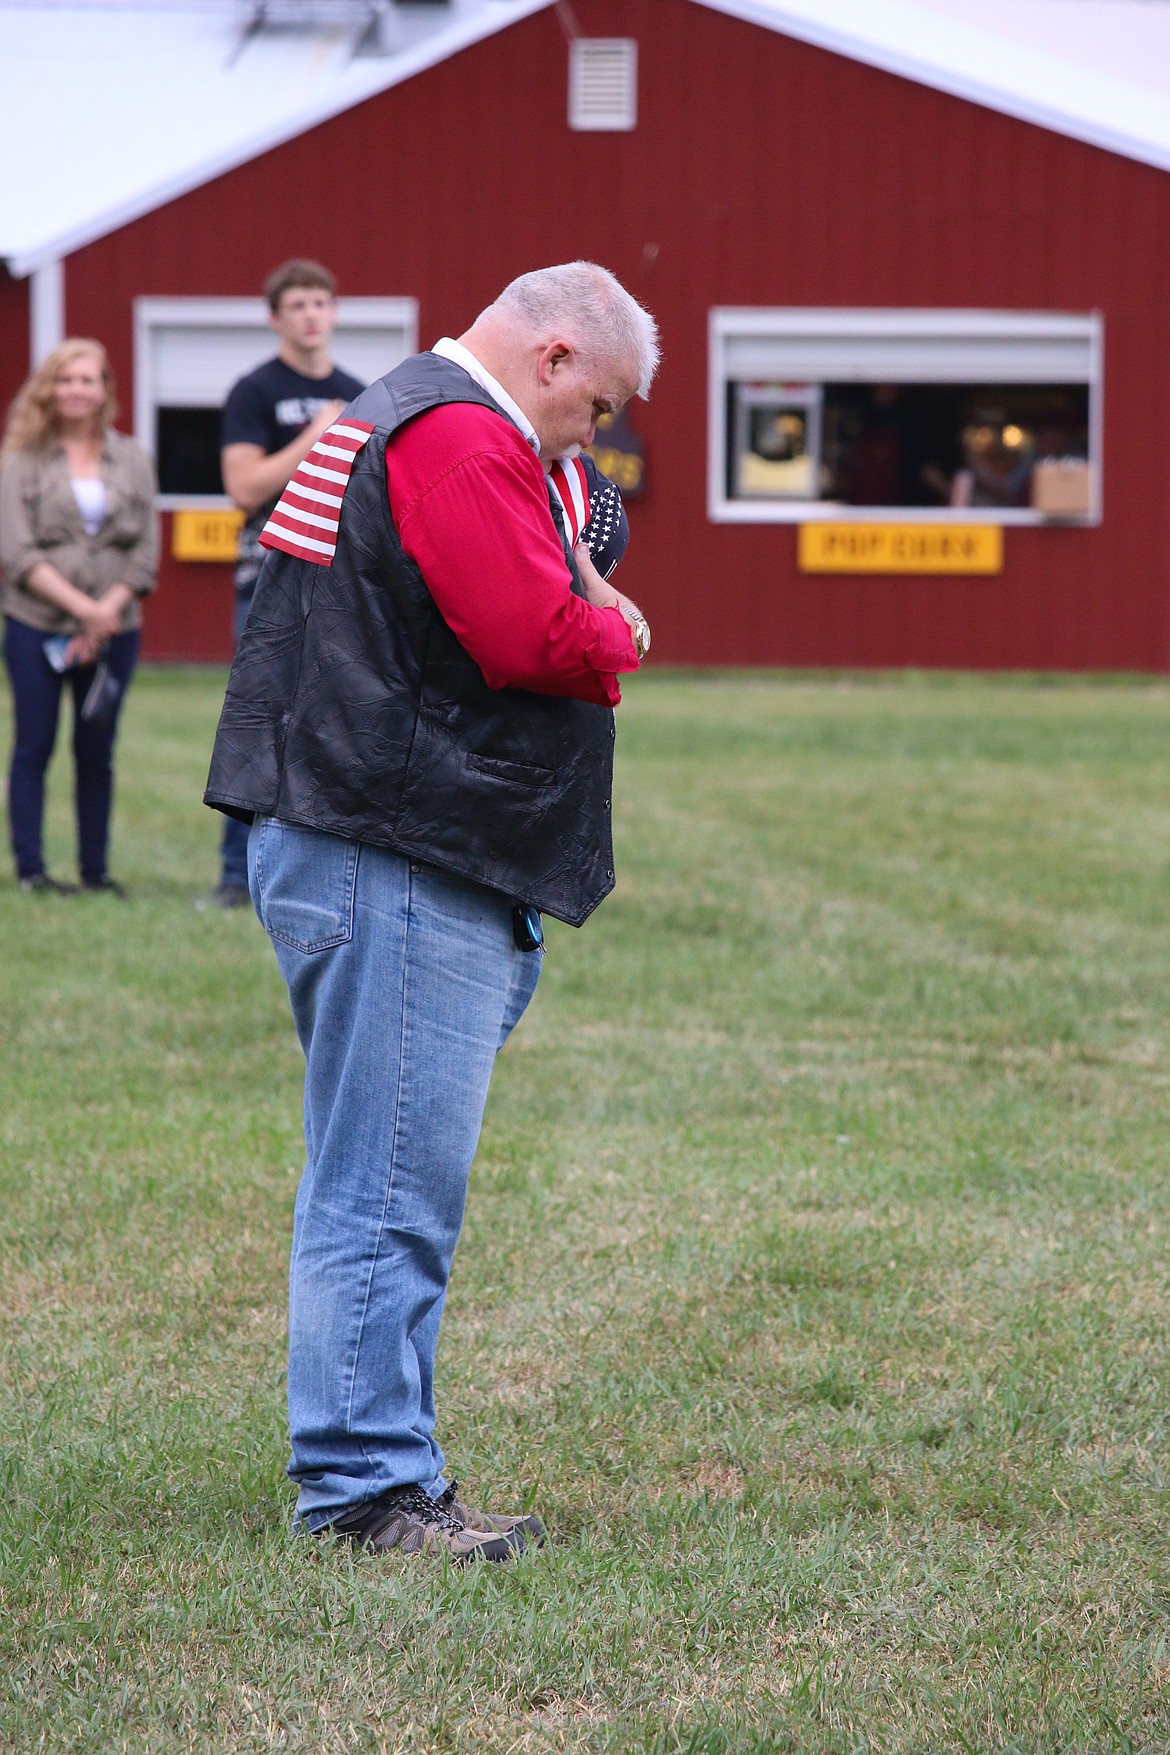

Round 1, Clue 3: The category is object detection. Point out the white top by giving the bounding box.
[431,336,540,457]
[71,476,106,536]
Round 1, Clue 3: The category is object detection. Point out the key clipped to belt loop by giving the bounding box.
[511,903,545,954]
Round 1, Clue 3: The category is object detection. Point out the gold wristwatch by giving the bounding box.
[627,610,651,661]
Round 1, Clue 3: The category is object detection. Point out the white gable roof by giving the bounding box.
[0,0,548,275]
[711,0,1170,174]
[5,0,1170,276]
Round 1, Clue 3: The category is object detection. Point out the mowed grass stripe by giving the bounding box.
[0,667,1167,1752]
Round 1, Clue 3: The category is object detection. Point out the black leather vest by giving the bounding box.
[203,354,617,927]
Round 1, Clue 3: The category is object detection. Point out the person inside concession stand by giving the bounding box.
[0,339,157,895]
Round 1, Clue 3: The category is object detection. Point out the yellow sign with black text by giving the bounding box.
[798,523,1003,575]
[172,508,245,563]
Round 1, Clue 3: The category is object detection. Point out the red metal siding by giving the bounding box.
[0,267,29,433]
[65,0,1170,669]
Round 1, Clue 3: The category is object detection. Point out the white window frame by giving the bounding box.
[708,307,1104,526]
[134,295,419,509]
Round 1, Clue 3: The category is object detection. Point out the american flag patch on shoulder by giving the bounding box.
[259,419,376,565]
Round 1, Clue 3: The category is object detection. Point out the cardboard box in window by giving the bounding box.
[1031,459,1092,518]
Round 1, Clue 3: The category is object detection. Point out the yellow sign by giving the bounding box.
[172,508,245,563]
[798,523,1003,575]
[586,408,645,498]
[587,442,644,495]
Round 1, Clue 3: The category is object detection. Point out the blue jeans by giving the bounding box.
[3,616,139,883]
[247,817,542,1529]
[219,585,255,889]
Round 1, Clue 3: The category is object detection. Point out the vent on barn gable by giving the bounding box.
[569,38,637,131]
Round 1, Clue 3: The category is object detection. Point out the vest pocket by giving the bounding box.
[467,753,556,786]
[253,818,358,954]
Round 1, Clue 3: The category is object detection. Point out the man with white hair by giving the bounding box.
[205,263,659,1562]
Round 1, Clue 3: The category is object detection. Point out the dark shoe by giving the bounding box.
[19,873,77,895]
[80,876,126,897]
[216,883,250,910]
[323,1483,521,1563]
[435,1479,546,1546]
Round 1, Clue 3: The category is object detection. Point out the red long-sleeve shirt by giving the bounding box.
[385,402,637,708]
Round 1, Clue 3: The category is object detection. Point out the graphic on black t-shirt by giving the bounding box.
[222,356,366,589]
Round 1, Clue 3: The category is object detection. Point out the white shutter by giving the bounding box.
[569,38,637,131]
[714,310,1100,385]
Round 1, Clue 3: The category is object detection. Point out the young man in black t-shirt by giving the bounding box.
[212,259,364,906]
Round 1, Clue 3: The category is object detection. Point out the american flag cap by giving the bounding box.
[548,451,630,580]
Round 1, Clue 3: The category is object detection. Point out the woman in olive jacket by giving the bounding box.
[1,338,157,893]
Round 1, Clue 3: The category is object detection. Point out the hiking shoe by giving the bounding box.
[194,883,250,913]
[80,875,126,897]
[436,1479,546,1547]
[19,873,77,895]
[323,1483,521,1563]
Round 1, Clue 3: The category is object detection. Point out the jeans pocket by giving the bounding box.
[254,819,358,954]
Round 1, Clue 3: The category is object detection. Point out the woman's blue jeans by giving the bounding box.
[248,817,542,1529]
[3,615,138,883]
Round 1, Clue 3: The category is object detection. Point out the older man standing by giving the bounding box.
[205,263,658,1562]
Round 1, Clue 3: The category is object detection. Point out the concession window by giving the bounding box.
[708,309,1103,526]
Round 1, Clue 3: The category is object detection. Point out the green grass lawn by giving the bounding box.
[2,666,1169,1753]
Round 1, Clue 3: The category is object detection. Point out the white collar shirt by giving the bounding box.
[431,337,540,457]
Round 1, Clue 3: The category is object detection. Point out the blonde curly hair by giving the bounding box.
[2,338,118,456]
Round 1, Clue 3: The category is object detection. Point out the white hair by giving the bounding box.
[487,261,660,398]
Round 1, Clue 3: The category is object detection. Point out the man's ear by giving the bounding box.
[537,341,574,386]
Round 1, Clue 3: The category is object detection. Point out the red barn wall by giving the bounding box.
[63,0,1170,669]
[0,268,29,431]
